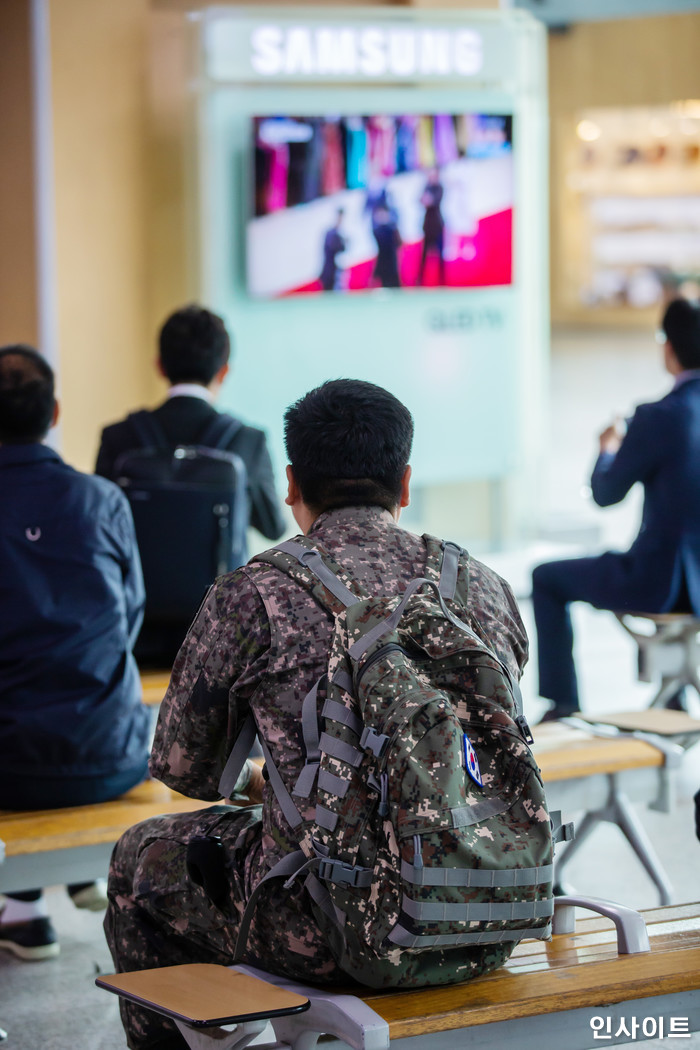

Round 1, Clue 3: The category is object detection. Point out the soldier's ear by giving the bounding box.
[285,465,300,507]
[399,465,411,508]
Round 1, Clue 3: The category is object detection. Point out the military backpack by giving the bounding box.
[221,535,555,987]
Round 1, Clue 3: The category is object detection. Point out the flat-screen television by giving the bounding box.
[247,113,514,298]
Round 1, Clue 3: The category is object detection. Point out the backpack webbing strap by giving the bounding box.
[259,737,304,831]
[452,797,516,828]
[401,860,554,888]
[233,848,310,961]
[293,676,325,799]
[304,872,347,938]
[218,711,257,799]
[198,413,243,451]
[348,576,481,659]
[388,923,551,949]
[127,410,169,450]
[550,810,576,845]
[276,540,360,608]
[403,896,554,923]
[438,541,462,600]
[322,698,363,736]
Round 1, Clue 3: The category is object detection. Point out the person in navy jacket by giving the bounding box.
[0,345,149,960]
[532,298,700,719]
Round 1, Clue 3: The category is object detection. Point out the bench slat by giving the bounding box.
[0,781,213,855]
[532,724,663,780]
[362,907,700,1038]
[140,670,171,706]
[365,949,700,1037]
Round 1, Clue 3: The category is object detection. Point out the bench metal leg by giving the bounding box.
[237,966,390,1050]
[554,775,673,906]
[649,674,687,708]
[174,1018,269,1050]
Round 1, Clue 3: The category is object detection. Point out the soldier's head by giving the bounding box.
[158,305,231,389]
[0,345,58,445]
[284,379,413,529]
[660,297,700,372]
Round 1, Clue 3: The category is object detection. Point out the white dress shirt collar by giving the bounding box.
[167,383,214,403]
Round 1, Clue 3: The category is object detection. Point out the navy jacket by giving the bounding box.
[0,444,150,782]
[589,376,700,612]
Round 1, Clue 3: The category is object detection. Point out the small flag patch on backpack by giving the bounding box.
[463,734,483,787]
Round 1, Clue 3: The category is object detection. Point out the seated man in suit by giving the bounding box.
[96,304,285,542]
[532,297,700,720]
[0,345,149,960]
[96,305,286,664]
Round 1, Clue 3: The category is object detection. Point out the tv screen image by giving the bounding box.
[247,113,514,298]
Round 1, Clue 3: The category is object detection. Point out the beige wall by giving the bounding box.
[49,0,165,470]
[548,13,700,325]
[0,0,38,347]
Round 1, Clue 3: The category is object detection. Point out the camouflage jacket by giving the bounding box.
[151,506,528,875]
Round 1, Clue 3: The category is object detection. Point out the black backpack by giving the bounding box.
[114,411,249,626]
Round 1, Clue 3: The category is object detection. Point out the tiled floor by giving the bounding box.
[1,326,699,1048]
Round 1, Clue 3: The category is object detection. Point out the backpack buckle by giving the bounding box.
[515,714,534,745]
[360,727,390,758]
[318,857,373,888]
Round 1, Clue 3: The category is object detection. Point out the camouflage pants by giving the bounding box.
[104,805,344,1050]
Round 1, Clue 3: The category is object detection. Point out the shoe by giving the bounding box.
[69,879,109,912]
[538,708,580,724]
[0,917,60,961]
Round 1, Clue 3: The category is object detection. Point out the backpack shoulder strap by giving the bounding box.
[198,412,244,451]
[126,410,169,450]
[255,536,368,616]
[423,534,470,604]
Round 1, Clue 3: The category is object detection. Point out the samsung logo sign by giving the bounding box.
[250,25,484,78]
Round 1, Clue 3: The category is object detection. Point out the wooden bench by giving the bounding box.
[0,780,215,894]
[532,717,685,905]
[140,669,171,706]
[97,901,700,1050]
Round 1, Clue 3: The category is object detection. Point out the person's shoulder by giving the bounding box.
[72,467,129,508]
[629,392,680,432]
[49,463,131,527]
[100,406,155,439]
[205,559,276,623]
[220,412,266,440]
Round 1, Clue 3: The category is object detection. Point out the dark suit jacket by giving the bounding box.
[95,395,286,541]
[588,376,700,613]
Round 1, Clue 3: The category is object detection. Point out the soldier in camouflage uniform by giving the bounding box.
[105,379,528,1050]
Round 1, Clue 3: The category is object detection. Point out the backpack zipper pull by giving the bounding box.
[378,772,389,817]
[515,714,534,745]
[413,835,423,869]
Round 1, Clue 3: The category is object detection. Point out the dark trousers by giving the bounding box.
[532,558,692,718]
[532,558,597,716]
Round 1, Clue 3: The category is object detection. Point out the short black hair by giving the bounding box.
[284,379,413,514]
[158,305,231,385]
[0,345,55,443]
[662,298,700,370]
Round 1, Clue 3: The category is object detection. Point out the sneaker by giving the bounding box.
[0,917,60,961]
[68,879,109,912]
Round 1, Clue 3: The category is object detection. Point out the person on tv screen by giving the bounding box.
[319,209,346,292]
[418,168,446,286]
[372,203,402,289]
